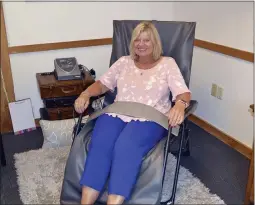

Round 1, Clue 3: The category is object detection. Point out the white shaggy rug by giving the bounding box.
[14,146,225,204]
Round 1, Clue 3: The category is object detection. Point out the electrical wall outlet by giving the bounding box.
[211,83,223,100]
[217,86,223,100]
[211,83,217,97]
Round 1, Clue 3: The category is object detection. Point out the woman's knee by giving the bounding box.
[113,121,166,158]
[113,136,144,160]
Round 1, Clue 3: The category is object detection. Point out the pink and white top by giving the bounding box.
[99,55,191,122]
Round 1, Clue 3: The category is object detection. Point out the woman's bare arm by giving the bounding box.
[80,80,110,98]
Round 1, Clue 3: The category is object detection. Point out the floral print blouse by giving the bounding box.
[99,55,191,122]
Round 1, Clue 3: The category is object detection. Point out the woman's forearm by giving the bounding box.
[81,80,109,98]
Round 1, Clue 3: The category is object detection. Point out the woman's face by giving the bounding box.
[134,31,153,58]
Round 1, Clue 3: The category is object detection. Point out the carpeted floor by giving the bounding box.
[1,121,250,204]
[14,145,225,204]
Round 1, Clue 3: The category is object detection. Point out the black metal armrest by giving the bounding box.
[184,100,198,119]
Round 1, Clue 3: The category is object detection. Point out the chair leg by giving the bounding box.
[0,133,7,166]
[182,126,190,156]
[161,127,173,189]
[72,114,84,146]
[161,123,185,205]
[171,120,190,157]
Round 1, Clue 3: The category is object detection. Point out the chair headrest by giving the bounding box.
[110,20,196,87]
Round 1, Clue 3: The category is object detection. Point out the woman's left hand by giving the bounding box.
[168,101,186,127]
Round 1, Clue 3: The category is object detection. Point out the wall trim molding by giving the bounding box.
[8,38,254,63]
[8,38,112,54]
[194,39,254,62]
[188,114,252,159]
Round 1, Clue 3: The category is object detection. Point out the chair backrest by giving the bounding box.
[104,20,196,106]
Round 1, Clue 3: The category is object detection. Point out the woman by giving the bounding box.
[74,21,191,205]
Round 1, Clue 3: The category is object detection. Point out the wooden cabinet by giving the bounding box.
[244,104,254,205]
[36,71,94,99]
[36,71,95,120]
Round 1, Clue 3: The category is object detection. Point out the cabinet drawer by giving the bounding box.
[40,107,89,121]
[40,84,84,98]
[47,107,80,120]
[36,72,95,99]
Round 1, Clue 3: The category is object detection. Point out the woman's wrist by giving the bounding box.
[175,100,187,109]
[81,90,91,98]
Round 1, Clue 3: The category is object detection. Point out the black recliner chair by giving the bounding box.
[60,20,198,205]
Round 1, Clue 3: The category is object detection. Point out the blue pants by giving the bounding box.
[80,114,167,199]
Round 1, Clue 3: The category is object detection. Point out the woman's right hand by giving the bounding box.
[74,91,90,114]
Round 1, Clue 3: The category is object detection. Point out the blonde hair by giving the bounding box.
[129,21,163,61]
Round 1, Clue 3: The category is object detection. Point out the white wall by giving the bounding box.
[3,1,174,118]
[172,2,253,52]
[2,2,254,148]
[3,2,173,45]
[171,2,254,148]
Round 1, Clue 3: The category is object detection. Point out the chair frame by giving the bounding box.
[161,119,189,205]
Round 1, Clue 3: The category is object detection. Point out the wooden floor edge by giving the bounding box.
[188,114,252,160]
[34,114,252,159]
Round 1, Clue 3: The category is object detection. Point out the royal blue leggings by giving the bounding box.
[80,114,167,199]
